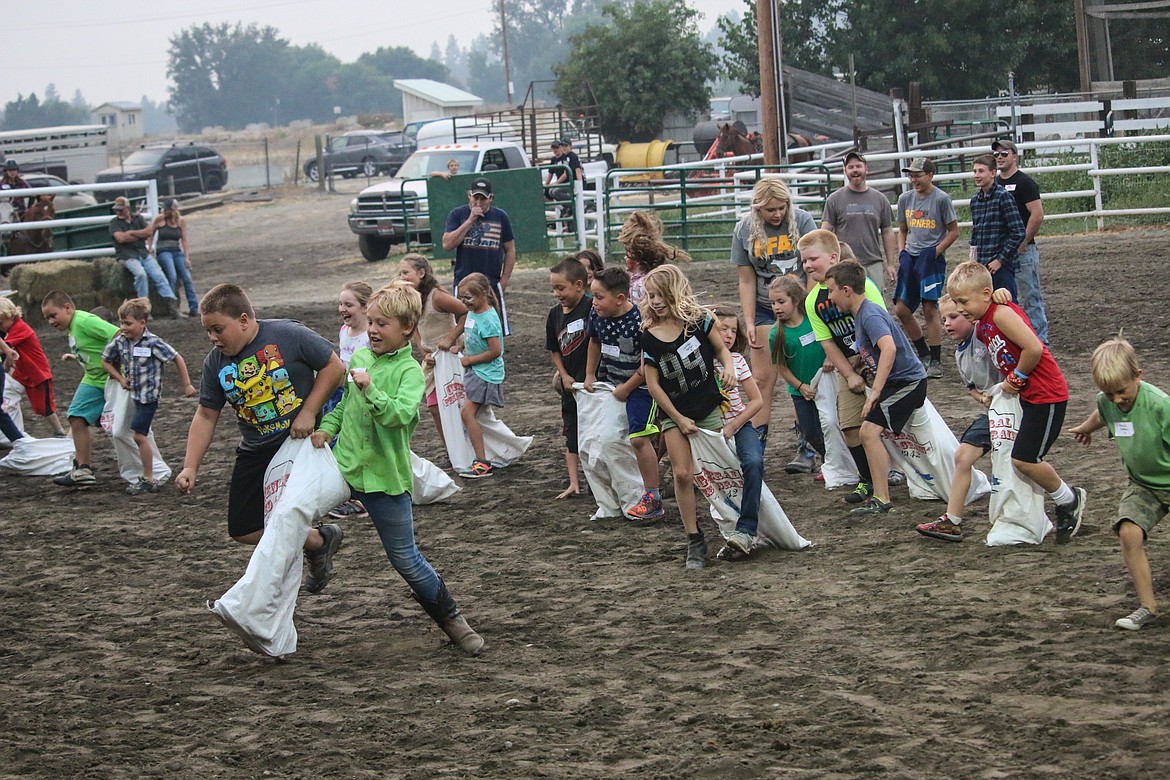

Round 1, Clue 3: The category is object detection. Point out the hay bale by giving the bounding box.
[10,257,177,324]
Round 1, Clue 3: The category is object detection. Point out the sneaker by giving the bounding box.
[685,536,708,570]
[52,430,69,438]
[926,358,943,378]
[54,464,96,488]
[1055,486,1087,544]
[328,500,368,519]
[126,477,159,496]
[850,496,892,515]
[626,491,666,521]
[725,530,754,555]
[917,514,963,542]
[459,459,494,479]
[784,451,815,474]
[887,470,906,487]
[1115,605,1157,631]
[844,481,871,504]
[305,523,344,594]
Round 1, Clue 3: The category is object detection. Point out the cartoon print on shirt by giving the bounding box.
[218,343,303,430]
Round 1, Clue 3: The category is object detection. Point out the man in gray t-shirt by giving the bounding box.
[822,151,897,293]
[893,157,959,379]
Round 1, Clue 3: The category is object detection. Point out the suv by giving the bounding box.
[94,143,228,201]
[304,130,410,182]
[347,141,530,261]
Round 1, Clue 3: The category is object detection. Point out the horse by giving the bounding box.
[1,195,55,274]
[712,122,815,164]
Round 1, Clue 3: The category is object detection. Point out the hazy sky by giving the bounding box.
[3,0,744,110]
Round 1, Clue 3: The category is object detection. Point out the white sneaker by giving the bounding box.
[725,531,754,555]
[1115,606,1156,630]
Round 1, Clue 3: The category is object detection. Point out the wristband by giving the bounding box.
[1012,369,1029,382]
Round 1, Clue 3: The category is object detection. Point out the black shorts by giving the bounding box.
[960,414,992,452]
[1013,399,1066,464]
[561,391,580,455]
[865,378,928,434]
[227,438,285,538]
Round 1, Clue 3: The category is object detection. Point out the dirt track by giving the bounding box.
[3,186,1170,779]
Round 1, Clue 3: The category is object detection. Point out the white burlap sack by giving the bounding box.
[880,398,991,504]
[411,451,461,504]
[809,369,860,488]
[99,382,173,485]
[208,436,349,658]
[572,382,644,521]
[1,374,26,443]
[985,390,1052,546]
[433,349,532,472]
[691,429,812,550]
[0,435,75,476]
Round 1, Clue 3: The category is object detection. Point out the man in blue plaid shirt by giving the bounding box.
[969,153,1027,300]
[101,297,196,495]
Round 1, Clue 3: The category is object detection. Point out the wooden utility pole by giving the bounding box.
[756,0,781,164]
[499,0,514,104]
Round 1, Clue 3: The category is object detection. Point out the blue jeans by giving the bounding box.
[122,255,176,301]
[354,490,441,603]
[733,422,765,536]
[156,249,200,313]
[1013,244,1049,344]
[988,261,1017,303]
[791,393,825,457]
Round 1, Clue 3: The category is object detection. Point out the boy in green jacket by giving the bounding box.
[311,281,483,656]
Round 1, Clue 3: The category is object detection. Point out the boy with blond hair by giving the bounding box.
[1070,338,1170,630]
[177,284,347,593]
[100,297,197,495]
[947,261,1085,543]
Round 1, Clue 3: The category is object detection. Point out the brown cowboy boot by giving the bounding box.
[414,579,484,656]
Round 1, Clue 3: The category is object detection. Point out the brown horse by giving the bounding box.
[2,195,55,266]
[712,122,814,163]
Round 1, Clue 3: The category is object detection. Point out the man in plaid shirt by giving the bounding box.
[969,153,1027,301]
[101,297,196,495]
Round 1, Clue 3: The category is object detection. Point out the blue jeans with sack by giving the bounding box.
[354,490,441,603]
[732,422,765,537]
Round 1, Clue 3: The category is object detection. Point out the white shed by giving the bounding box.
[91,102,144,146]
[393,80,483,125]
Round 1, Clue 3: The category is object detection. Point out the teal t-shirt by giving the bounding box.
[465,307,504,384]
[768,315,826,396]
[1097,381,1170,492]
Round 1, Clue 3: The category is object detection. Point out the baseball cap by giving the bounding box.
[901,157,935,174]
[550,140,562,149]
[469,177,492,196]
[844,150,866,164]
[111,196,131,212]
[991,139,1018,154]
[164,198,180,211]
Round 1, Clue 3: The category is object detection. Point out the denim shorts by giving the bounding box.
[130,400,159,436]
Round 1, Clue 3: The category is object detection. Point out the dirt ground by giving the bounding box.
[3,186,1170,779]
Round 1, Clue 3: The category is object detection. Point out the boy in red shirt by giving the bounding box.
[0,298,66,436]
[947,261,1086,543]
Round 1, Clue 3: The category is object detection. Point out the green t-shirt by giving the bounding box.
[69,310,120,388]
[1097,381,1170,492]
[768,315,826,396]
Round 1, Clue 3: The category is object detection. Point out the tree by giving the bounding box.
[717,0,841,97]
[1,92,90,131]
[555,0,718,141]
[357,46,449,83]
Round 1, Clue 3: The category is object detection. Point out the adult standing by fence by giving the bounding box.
[441,177,516,335]
[821,151,897,294]
[109,196,178,312]
[150,199,200,317]
[993,139,1049,344]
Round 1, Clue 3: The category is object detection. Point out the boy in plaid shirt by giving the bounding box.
[969,153,1027,301]
[101,297,196,495]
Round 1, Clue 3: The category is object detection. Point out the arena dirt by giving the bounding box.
[3,185,1169,778]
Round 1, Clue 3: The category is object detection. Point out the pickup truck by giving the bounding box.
[347,140,531,261]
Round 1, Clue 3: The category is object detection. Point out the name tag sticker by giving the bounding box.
[601,343,620,357]
[132,346,152,358]
[465,315,476,329]
[1115,422,1135,437]
[567,319,584,334]
[799,331,816,347]
[678,336,701,358]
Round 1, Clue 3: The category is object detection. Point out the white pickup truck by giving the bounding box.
[347,141,531,261]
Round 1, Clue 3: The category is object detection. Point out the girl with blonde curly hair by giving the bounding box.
[640,265,741,569]
[731,176,816,442]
